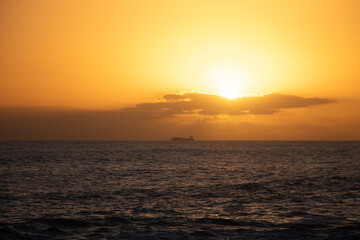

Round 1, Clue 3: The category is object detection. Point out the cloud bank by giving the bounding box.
[122,92,335,118]
[0,93,337,140]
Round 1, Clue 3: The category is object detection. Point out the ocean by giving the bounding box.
[0,141,359,239]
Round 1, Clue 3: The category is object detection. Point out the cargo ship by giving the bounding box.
[171,135,194,141]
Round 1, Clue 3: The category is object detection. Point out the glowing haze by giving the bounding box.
[0,0,359,140]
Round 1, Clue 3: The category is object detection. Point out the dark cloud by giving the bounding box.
[0,93,336,140]
[122,92,335,117]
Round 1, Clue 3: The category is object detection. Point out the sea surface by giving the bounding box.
[0,141,359,239]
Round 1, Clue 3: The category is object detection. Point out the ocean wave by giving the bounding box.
[1,141,359,239]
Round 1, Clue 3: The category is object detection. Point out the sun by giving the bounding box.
[206,63,250,99]
[219,89,239,99]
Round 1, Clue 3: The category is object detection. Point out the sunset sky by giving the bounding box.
[1,0,359,140]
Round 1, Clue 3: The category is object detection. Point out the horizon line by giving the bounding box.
[0,139,359,142]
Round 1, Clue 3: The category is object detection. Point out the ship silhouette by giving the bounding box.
[171,135,194,141]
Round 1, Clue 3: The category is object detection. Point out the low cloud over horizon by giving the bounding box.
[0,92,349,140]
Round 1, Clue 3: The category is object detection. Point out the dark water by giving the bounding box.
[0,141,359,239]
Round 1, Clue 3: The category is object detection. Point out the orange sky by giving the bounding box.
[0,0,359,140]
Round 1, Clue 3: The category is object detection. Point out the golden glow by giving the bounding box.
[1,0,359,109]
[0,1,359,140]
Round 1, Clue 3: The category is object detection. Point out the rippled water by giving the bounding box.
[0,141,359,239]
